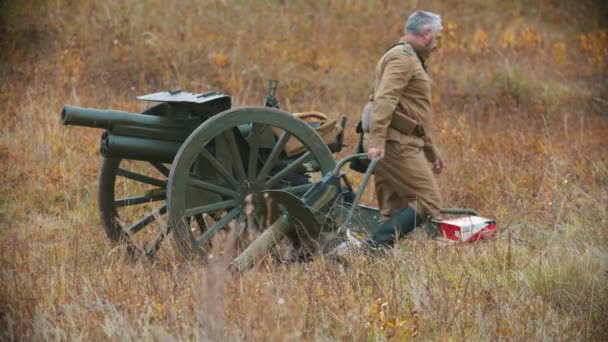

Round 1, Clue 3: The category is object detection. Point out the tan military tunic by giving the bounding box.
[366,40,442,219]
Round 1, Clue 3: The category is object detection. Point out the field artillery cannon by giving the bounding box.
[62,82,354,262]
[62,81,493,268]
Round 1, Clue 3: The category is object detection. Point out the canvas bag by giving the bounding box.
[272,111,342,157]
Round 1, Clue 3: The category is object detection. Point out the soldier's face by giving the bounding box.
[425,28,443,52]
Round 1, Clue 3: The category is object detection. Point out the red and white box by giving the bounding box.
[437,216,497,242]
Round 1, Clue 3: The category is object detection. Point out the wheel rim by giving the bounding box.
[98,157,172,255]
[167,107,336,261]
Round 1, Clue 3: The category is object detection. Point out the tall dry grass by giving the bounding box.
[1,0,607,340]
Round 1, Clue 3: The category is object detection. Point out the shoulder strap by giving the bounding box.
[378,43,415,78]
[369,43,412,102]
[369,42,412,101]
[385,42,405,53]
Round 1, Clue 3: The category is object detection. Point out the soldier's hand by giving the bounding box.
[367,147,385,160]
[432,158,444,174]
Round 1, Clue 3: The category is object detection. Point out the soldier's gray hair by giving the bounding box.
[405,10,442,36]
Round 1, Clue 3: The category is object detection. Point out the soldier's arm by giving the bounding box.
[423,136,441,163]
[367,54,415,149]
[418,98,441,163]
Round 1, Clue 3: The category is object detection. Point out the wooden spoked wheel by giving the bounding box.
[98,157,172,256]
[167,107,336,263]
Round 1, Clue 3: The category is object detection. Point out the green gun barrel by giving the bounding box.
[100,131,182,163]
[61,105,199,130]
[61,105,202,141]
[62,105,204,162]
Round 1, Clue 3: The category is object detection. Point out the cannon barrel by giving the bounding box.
[62,105,200,130]
[100,131,182,163]
[62,105,210,162]
[62,105,205,163]
[61,105,259,163]
[61,105,202,141]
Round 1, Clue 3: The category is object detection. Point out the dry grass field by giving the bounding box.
[1,0,607,340]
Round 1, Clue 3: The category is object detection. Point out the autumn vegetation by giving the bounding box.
[1,0,607,340]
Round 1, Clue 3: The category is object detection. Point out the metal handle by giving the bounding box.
[333,153,381,228]
[334,155,482,230]
[332,153,370,174]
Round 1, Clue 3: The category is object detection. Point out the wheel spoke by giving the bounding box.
[194,215,207,233]
[257,131,291,183]
[247,123,263,181]
[126,204,167,235]
[264,151,312,189]
[281,183,314,195]
[230,213,247,238]
[114,191,165,208]
[187,177,239,198]
[223,128,247,182]
[166,108,338,262]
[150,162,170,177]
[198,148,240,189]
[145,229,170,257]
[117,168,166,188]
[183,199,239,218]
[196,208,240,247]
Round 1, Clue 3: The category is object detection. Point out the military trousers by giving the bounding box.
[368,136,442,222]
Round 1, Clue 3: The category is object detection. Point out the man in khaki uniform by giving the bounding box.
[365,10,444,246]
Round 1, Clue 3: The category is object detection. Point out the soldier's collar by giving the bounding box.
[398,39,415,56]
[401,39,429,70]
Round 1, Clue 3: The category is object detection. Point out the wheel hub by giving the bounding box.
[237,181,263,200]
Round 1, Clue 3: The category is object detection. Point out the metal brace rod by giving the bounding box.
[331,153,380,228]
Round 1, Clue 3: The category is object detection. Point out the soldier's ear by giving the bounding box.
[422,27,432,41]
